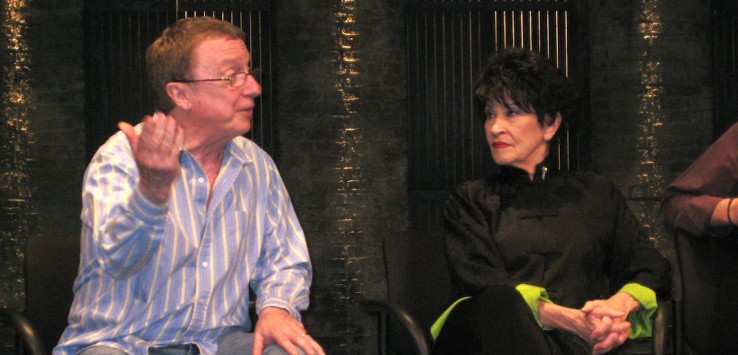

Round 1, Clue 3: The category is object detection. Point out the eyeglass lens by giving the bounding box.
[231,69,261,87]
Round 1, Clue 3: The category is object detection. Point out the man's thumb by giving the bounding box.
[118,121,138,151]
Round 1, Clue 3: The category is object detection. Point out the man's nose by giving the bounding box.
[242,75,262,97]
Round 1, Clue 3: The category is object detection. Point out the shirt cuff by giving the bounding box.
[131,185,169,223]
[619,283,658,338]
[258,298,302,322]
[515,284,553,329]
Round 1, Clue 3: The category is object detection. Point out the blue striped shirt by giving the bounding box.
[54,130,312,355]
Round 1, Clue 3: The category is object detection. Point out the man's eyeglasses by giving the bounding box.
[172,68,261,88]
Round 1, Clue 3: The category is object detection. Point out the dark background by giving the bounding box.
[1,0,733,353]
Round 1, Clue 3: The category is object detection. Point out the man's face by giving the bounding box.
[185,36,261,145]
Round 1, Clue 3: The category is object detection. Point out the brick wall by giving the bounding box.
[590,0,712,187]
[275,0,407,352]
[0,0,84,352]
[589,0,711,265]
[0,1,36,352]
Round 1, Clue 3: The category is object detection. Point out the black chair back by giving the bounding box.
[382,230,453,355]
[25,232,79,352]
[675,229,738,353]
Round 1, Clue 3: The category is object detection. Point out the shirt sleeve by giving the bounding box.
[251,157,313,320]
[620,283,658,338]
[81,132,168,279]
[662,122,738,237]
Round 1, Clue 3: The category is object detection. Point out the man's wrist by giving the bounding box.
[138,181,171,205]
[261,306,289,314]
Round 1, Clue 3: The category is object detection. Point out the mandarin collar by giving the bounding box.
[497,163,557,187]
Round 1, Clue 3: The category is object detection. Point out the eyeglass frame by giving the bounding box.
[171,68,261,88]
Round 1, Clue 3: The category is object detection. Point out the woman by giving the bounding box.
[432,48,671,354]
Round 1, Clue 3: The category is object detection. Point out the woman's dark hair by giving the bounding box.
[473,48,577,130]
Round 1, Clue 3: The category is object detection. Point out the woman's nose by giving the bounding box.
[488,118,504,135]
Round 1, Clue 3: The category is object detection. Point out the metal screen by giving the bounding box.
[407,0,577,231]
[83,0,273,160]
[713,0,738,138]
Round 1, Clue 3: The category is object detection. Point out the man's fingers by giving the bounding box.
[164,115,178,147]
[297,334,325,355]
[252,333,265,355]
[155,115,181,155]
[263,334,297,355]
[151,113,167,148]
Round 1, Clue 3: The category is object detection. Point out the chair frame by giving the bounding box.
[0,308,46,355]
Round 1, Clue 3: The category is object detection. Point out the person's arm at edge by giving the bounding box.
[662,122,738,237]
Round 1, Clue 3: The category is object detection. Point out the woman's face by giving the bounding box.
[484,98,560,175]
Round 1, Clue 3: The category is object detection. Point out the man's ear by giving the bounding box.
[543,113,562,141]
[165,82,192,110]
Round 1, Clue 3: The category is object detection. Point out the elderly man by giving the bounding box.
[54,16,323,355]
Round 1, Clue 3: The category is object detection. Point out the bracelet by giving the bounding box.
[728,198,736,226]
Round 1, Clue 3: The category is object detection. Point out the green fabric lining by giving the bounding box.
[619,283,658,339]
[515,284,553,329]
[430,296,472,341]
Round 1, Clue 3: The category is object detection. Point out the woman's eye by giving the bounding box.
[484,107,495,118]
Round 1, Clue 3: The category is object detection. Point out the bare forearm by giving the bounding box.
[538,301,586,335]
[710,197,738,228]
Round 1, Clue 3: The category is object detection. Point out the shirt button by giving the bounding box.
[202,262,208,267]
[198,177,205,183]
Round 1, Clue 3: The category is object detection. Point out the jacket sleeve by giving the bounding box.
[606,180,672,301]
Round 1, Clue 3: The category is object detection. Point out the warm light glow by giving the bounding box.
[0,0,35,310]
[633,0,667,250]
[329,0,366,329]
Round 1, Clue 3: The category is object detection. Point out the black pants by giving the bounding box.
[432,285,590,355]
